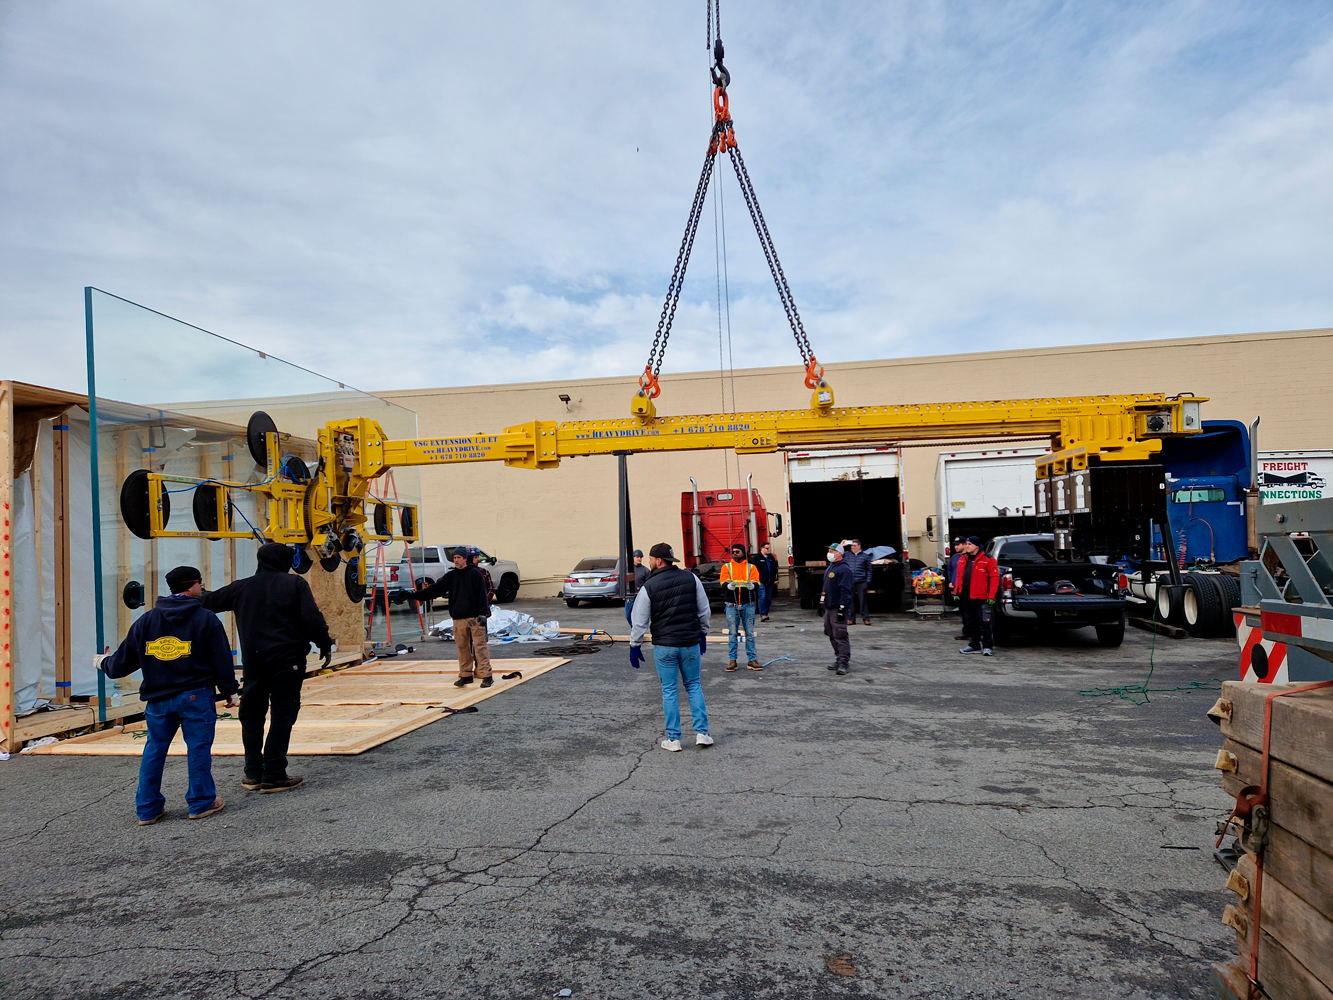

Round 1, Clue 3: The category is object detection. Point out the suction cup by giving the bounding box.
[120,469,167,540]
[246,411,278,466]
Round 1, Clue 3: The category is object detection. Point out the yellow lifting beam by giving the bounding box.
[120,392,1204,598]
[378,392,1204,478]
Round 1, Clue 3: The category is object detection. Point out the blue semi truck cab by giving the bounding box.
[1159,419,1252,566]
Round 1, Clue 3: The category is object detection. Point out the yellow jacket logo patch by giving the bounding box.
[145,636,192,660]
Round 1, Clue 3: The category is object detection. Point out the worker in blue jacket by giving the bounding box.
[842,538,873,625]
[99,565,238,825]
[822,543,855,675]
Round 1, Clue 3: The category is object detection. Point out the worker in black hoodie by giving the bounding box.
[100,565,238,825]
[201,542,333,794]
[409,547,493,688]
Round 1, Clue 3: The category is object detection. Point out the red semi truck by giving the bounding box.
[681,477,781,607]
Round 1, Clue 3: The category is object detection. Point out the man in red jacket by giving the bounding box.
[951,535,999,656]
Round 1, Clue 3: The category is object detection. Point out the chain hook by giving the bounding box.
[638,365,662,399]
[710,37,729,92]
[803,357,825,389]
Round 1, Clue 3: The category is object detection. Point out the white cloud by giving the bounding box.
[1,1,1329,396]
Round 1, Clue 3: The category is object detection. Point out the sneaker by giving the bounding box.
[760,615,771,621]
[241,776,262,791]
[960,647,981,654]
[479,676,494,688]
[188,798,226,820]
[726,660,738,672]
[259,776,305,794]
[982,648,994,656]
[137,809,166,826]
[695,733,715,748]
[836,665,848,675]
[827,662,837,671]
[659,738,683,752]
[954,634,969,641]
[747,659,763,671]
[453,676,474,687]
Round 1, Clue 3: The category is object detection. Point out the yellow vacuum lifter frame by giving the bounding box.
[130,393,1205,591]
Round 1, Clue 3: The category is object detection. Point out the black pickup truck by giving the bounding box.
[988,534,1127,647]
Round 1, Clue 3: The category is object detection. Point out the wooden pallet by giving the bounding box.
[27,658,568,756]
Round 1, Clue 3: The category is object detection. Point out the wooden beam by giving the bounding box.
[0,382,15,751]
[52,410,71,706]
[1236,853,1333,994]
[1219,680,1333,786]
[1223,740,1333,857]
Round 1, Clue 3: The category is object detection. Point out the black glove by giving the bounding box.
[319,648,332,669]
[835,606,847,625]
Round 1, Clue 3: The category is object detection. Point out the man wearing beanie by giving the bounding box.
[951,536,999,655]
[629,542,713,751]
[99,565,237,824]
[822,543,855,675]
[719,542,762,671]
[202,543,333,794]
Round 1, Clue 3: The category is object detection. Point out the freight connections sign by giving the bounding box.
[1259,451,1333,503]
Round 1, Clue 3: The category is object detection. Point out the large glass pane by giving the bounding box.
[86,288,420,717]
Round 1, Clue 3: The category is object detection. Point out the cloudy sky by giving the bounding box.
[2,1,1330,395]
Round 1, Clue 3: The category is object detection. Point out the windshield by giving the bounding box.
[406,547,440,563]
[573,558,618,572]
[995,539,1059,565]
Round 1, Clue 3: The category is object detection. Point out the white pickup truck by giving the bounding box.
[369,544,521,605]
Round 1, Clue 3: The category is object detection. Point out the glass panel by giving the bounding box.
[573,558,618,571]
[86,288,420,716]
[1171,488,1226,503]
[994,539,1059,564]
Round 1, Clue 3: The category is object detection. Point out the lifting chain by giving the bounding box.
[642,17,819,395]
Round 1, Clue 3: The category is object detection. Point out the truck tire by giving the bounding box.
[496,574,519,604]
[1156,582,1184,627]
[1095,614,1126,647]
[1182,573,1223,638]
[1210,574,1241,638]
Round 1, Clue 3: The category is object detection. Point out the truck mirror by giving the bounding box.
[925,515,935,540]
[769,513,783,537]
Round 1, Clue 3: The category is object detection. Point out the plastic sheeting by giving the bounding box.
[429,607,562,643]
[11,413,99,712]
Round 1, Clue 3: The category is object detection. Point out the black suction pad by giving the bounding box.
[120,469,167,539]
[247,411,279,467]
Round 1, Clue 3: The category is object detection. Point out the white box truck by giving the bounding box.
[930,446,1050,566]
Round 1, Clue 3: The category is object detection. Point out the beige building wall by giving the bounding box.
[379,328,1333,597]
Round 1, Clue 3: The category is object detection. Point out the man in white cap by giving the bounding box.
[822,542,854,675]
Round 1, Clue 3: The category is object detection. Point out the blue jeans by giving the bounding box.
[726,603,757,661]
[137,686,218,820]
[756,584,773,617]
[653,645,708,741]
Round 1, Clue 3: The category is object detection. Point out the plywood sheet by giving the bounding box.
[29,658,569,756]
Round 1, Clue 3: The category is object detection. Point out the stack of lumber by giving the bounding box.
[1211,680,1333,1000]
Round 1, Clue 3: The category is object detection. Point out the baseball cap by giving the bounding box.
[165,565,202,593]
[648,542,677,563]
[826,542,844,555]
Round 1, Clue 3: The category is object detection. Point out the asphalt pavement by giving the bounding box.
[0,596,1238,999]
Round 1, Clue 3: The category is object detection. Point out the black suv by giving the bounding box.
[989,534,1127,647]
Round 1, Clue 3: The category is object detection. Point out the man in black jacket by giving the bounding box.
[629,542,712,751]
[410,547,493,688]
[822,542,855,675]
[201,543,333,794]
[100,565,238,824]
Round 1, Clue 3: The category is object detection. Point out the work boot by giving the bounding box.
[836,664,848,676]
[241,775,262,791]
[479,676,494,688]
[827,662,837,671]
[454,676,474,687]
[137,809,166,826]
[259,776,304,794]
[863,619,872,626]
[188,798,226,820]
[747,659,763,671]
[726,659,738,672]
[954,633,968,641]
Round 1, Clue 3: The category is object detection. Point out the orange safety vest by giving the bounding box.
[719,559,760,604]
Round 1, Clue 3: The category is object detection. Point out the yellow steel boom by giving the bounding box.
[121,392,1204,598]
